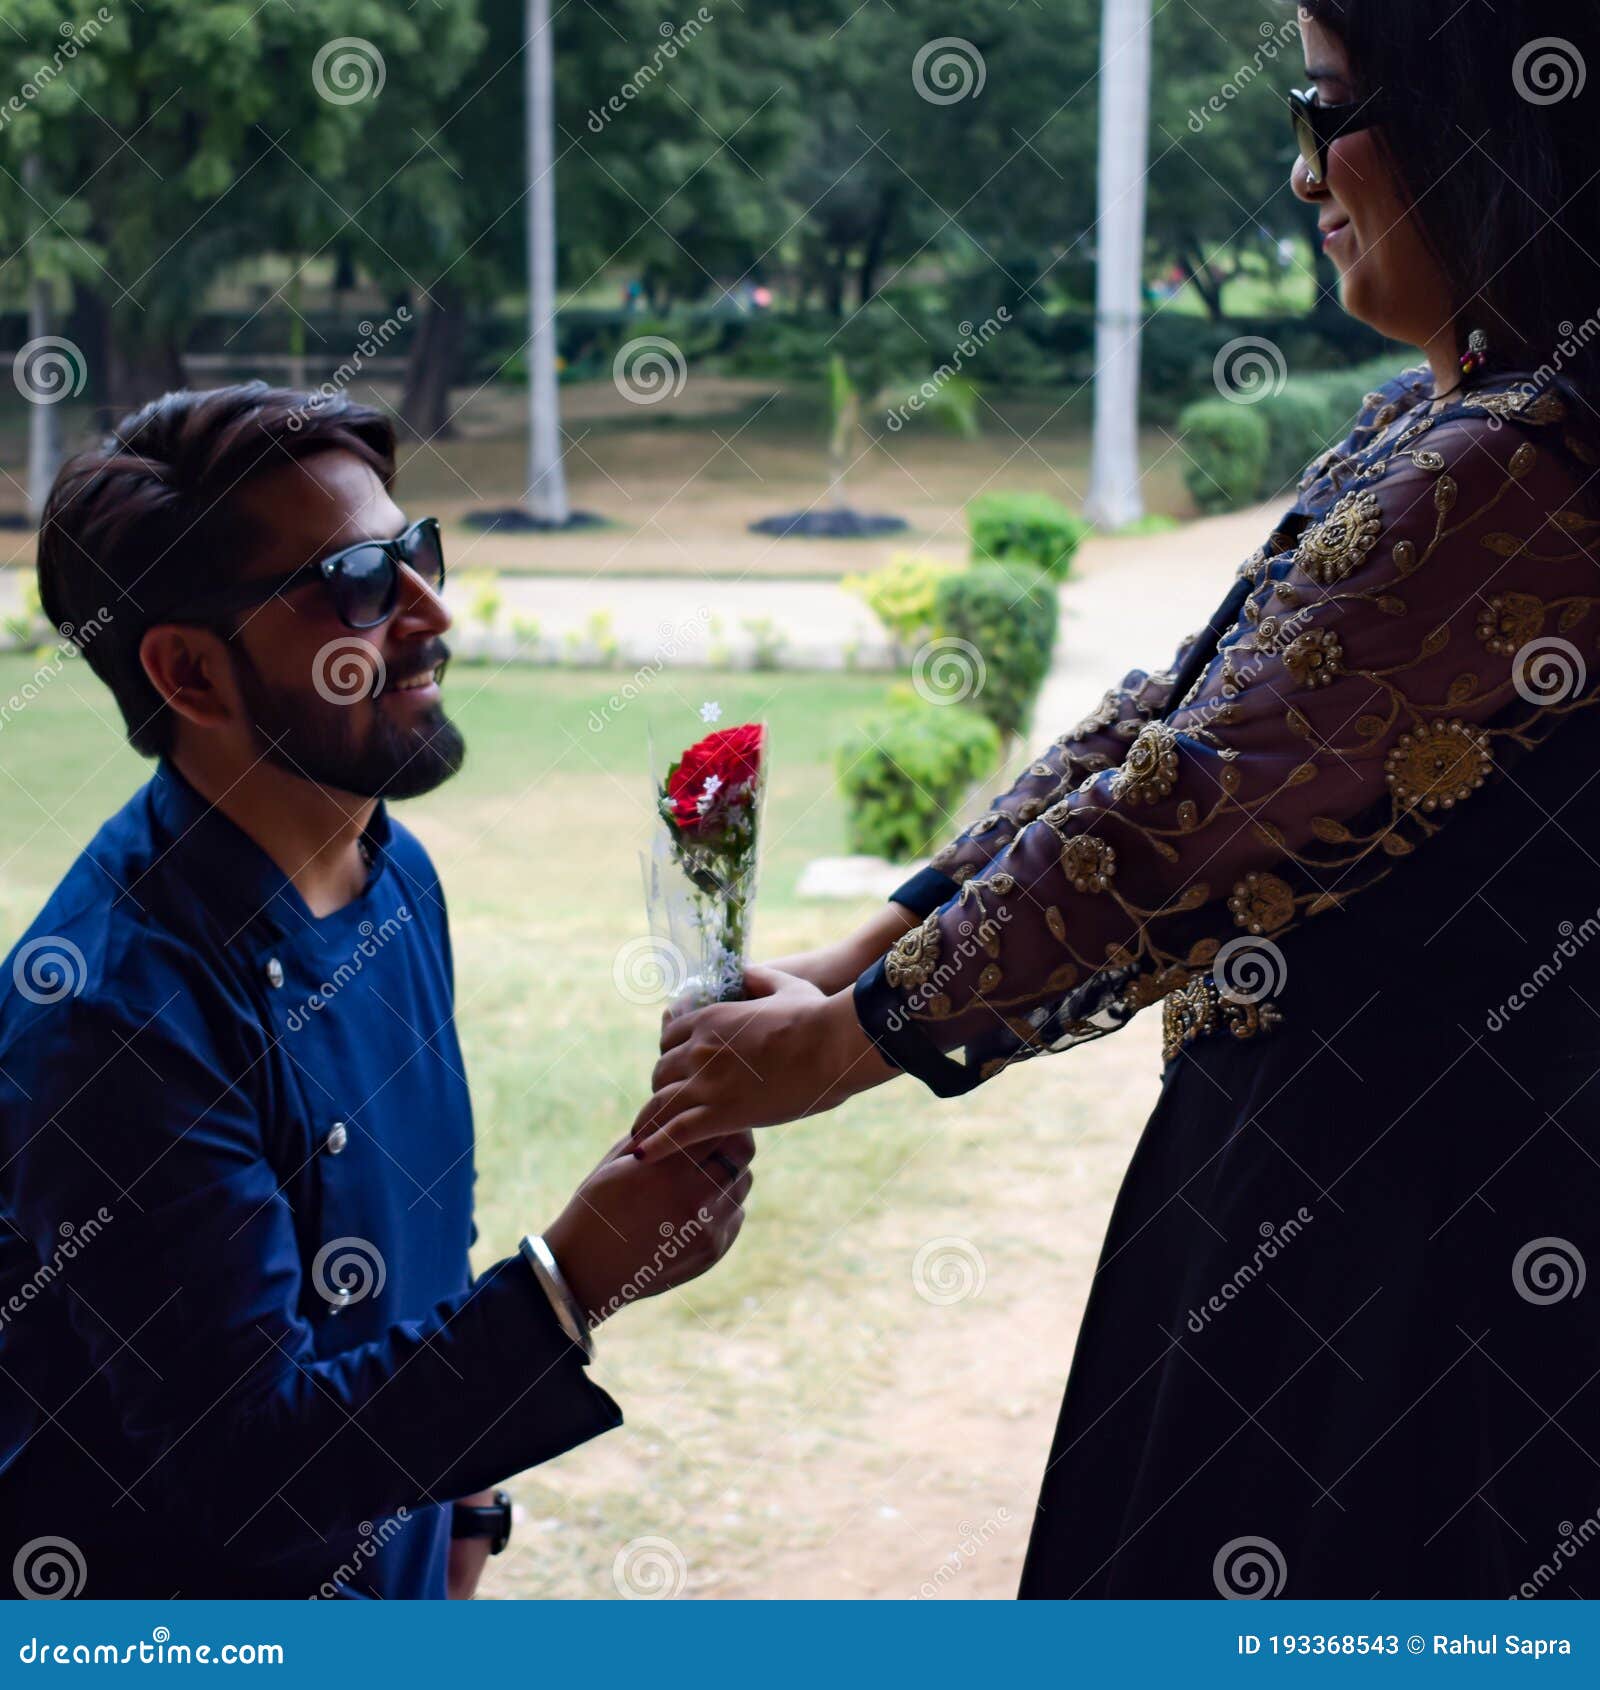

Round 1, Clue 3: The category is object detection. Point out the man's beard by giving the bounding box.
[232,639,466,800]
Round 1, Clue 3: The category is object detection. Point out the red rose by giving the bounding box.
[666,723,765,833]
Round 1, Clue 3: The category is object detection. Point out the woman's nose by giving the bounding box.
[1289,153,1322,203]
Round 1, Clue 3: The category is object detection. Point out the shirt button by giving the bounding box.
[325,1121,348,1156]
[265,958,284,989]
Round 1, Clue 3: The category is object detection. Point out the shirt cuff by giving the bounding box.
[888,864,960,917]
[852,954,985,1098]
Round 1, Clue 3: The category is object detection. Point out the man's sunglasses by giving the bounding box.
[1287,87,1391,187]
[178,517,446,632]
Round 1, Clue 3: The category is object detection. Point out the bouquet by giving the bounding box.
[642,714,768,1008]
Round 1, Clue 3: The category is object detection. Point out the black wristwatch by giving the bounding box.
[451,1490,513,1554]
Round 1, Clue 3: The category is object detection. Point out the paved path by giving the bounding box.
[0,497,1275,680]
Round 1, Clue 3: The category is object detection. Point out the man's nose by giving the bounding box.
[393,560,452,635]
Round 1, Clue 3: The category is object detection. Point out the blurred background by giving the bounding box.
[0,0,1413,1598]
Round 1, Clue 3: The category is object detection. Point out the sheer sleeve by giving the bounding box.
[887,372,1438,919]
[856,388,1600,1095]
[887,521,1309,918]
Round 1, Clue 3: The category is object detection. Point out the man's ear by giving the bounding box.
[138,623,240,731]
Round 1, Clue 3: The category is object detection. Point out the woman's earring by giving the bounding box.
[1459,327,1490,379]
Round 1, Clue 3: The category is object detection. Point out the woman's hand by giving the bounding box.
[763,901,921,995]
[629,964,898,1160]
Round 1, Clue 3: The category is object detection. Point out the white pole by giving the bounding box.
[24,154,62,526]
[1084,0,1152,530]
[526,0,569,524]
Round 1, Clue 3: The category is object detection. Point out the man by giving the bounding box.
[0,384,752,1598]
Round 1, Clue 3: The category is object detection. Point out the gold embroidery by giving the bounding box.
[1227,871,1295,934]
[1110,721,1181,805]
[1059,835,1116,893]
[884,914,941,990]
[1281,627,1342,688]
[1161,975,1284,1063]
[1297,489,1383,585]
[1384,719,1492,812]
[1476,592,1545,654]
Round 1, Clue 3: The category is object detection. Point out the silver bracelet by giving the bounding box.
[520,1233,595,1361]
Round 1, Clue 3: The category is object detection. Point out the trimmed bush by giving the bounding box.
[1178,356,1418,514]
[1178,399,1271,515]
[843,552,959,652]
[933,562,1058,740]
[1258,384,1338,498]
[967,490,1089,581]
[838,699,1000,862]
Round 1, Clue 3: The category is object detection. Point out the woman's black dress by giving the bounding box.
[853,363,1600,1598]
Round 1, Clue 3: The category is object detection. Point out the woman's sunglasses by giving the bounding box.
[180,517,446,632]
[1287,87,1391,186]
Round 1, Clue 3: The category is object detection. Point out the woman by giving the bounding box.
[634,2,1600,1598]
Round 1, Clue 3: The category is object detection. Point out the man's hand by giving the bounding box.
[542,1129,754,1328]
[630,964,898,1161]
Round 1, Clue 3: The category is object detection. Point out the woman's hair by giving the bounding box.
[1296,0,1600,412]
[37,383,397,758]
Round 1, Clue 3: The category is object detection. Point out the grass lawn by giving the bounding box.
[0,653,1162,1598]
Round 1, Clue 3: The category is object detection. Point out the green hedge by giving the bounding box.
[933,562,1058,740]
[1177,357,1411,514]
[967,491,1088,581]
[838,699,1000,862]
[1178,400,1270,515]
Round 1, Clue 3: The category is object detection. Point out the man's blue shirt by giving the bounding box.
[0,759,620,1597]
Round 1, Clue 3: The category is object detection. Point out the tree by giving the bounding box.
[0,1,479,419]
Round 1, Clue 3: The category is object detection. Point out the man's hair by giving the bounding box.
[37,383,398,758]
